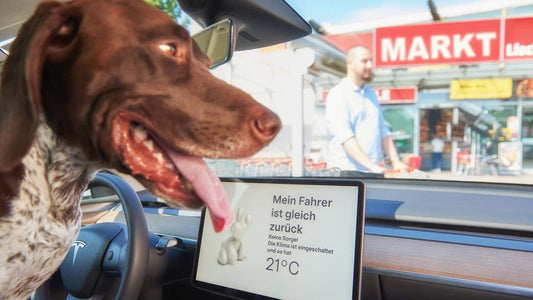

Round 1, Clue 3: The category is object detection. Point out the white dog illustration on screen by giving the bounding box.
[218,208,252,265]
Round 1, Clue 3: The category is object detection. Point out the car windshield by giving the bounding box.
[182,0,533,185]
[2,0,532,186]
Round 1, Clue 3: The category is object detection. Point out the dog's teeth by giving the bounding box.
[154,153,164,164]
[165,163,176,170]
[133,125,148,140]
[185,181,194,191]
[144,139,154,151]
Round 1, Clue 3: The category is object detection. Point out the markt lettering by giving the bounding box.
[381,32,497,62]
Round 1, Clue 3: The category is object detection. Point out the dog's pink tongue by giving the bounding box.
[167,153,232,232]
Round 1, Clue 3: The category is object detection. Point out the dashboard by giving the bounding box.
[79,177,533,300]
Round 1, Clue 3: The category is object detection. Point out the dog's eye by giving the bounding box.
[158,43,176,56]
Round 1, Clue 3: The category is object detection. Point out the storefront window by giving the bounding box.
[484,104,517,153]
[521,105,533,169]
[383,106,415,155]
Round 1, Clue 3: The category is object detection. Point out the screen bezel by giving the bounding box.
[191,177,366,300]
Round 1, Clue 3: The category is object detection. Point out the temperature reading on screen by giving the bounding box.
[266,257,300,275]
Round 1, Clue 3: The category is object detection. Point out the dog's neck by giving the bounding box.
[23,118,97,222]
[0,117,98,298]
[0,117,98,218]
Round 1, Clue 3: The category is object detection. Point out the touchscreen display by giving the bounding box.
[192,178,365,300]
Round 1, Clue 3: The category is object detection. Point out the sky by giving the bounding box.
[285,0,497,25]
[185,0,533,35]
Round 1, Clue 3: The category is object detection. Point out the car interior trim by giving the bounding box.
[363,234,533,289]
[363,266,533,298]
[365,224,533,252]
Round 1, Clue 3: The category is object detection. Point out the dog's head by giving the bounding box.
[0,0,281,230]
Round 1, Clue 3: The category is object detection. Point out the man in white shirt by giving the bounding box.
[325,45,406,173]
[431,134,445,172]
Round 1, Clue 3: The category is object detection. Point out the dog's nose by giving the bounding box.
[252,110,281,143]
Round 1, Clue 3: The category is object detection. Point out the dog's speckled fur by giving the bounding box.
[0,120,94,299]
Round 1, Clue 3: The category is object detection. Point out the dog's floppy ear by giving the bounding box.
[0,1,78,172]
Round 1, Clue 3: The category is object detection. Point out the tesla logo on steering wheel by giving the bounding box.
[71,240,87,265]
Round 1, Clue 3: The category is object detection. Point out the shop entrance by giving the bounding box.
[419,108,453,171]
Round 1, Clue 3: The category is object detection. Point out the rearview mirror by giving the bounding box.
[192,19,233,69]
[179,0,311,51]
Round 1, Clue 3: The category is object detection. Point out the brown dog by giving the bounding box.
[0,0,281,298]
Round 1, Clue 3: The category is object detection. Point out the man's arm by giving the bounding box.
[343,137,385,173]
[381,135,407,171]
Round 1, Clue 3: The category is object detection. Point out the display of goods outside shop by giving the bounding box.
[206,157,339,177]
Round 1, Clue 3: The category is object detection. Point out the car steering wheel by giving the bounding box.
[59,173,149,299]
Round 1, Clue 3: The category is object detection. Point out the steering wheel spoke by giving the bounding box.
[59,173,149,299]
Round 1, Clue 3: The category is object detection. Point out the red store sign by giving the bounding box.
[504,17,533,61]
[374,87,417,104]
[375,19,501,67]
